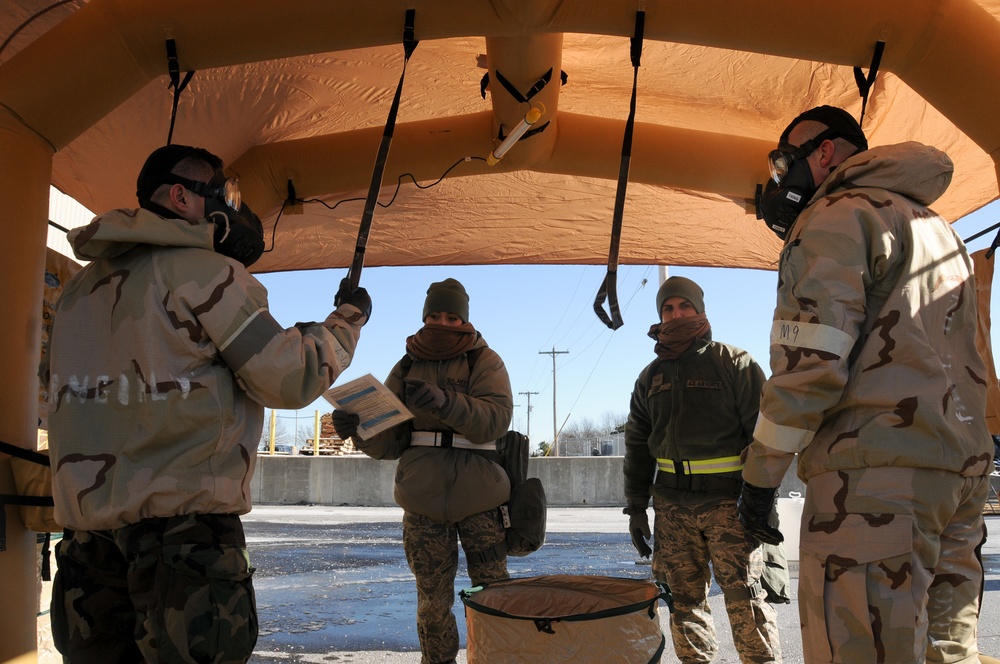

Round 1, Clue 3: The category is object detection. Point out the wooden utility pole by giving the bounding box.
[539,347,569,455]
[519,390,539,438]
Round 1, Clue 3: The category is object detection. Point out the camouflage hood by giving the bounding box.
[745,140,991,489]
[44,203,366,530]
[812,141,954,207]
[68,207,214,261]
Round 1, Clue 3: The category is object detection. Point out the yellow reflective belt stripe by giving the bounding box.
[656,455,744,474]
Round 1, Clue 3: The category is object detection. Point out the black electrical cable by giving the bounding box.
[47,154,486,258]
[264,155,486,255]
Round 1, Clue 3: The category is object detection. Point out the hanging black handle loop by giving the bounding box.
[347,9,419,290]
[594,10,644,330]
[853,40,885,127]
[165,39,195,146]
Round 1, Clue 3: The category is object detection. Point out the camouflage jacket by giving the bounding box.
[624,336,765,506]
[42,208,366,530]
[361,334,513,522]
[744,142,994,488]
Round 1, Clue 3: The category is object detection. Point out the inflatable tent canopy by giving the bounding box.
[2,1,1000,661]
[2,0,999,275]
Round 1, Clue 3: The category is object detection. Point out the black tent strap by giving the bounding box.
[853,40,885,127]
[493,67,552,104]
[347,8,419,290]
[0,439,50,466]
[0,495,53,507]
[480,69,567,100]
[0,495,54,553]
[165,39,195,146]
[965,220,1000,245]
[594,9,644,331]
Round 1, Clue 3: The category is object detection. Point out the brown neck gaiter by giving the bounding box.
[648,314,711,360]
[405,322,478,361]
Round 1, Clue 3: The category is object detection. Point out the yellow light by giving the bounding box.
[486,103,546,166]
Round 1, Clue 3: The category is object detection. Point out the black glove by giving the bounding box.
[402,378,449,412]
[623,504,652,558]
[737,482,784,545]
[332,410,360,441]
[334,277,372,321]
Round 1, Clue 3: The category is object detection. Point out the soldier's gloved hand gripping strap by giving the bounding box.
[594,9,644,330]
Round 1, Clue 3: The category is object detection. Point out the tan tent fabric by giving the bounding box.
[972,249,1000,434]
[4,2,1000,657]
[1,0,999,274]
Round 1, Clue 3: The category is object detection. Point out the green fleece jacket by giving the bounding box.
[625,336,765,506]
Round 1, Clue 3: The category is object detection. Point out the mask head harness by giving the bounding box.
[135,145,265,267]
[756,105,868,240]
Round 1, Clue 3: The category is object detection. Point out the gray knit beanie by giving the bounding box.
[655,276,705,315]
[422,278,470,322]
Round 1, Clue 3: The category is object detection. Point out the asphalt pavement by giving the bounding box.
[239,506,1000,663]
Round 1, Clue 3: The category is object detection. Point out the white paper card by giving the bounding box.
[323,374,413,438]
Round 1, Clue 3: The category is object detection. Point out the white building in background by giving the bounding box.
[556,431,625,457]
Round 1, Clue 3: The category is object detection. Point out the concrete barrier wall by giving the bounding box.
[251,455,811,506]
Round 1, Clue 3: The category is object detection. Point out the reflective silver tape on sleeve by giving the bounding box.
[770,320,853,356]
[218,308,283,372]
[753,414,814,454]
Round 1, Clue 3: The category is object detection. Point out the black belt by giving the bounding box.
[654,471,742,496]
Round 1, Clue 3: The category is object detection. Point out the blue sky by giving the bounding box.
[47,187,1000,453]
[258,201,1000,452]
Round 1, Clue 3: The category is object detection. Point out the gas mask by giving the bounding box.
[205,196,265,268]
[757,154,816,240]
[162,172,265,267]
[756,128,837,241]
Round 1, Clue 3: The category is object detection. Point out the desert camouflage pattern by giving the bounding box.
[51,514,257,663]
[624,337,765,507]
[41,208,366,531]
[743,142,992,663]
[403,509,508,664]
[798,468,987,664]
[653,498,781,664]
[745,143,994,489]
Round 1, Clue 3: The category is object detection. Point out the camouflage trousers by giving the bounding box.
[51,513,257,664]
[800,468,988,664]
[652,497,782,664]
[402,508,509,664]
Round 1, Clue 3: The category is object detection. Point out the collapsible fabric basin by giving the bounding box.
[461,575,668,663]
